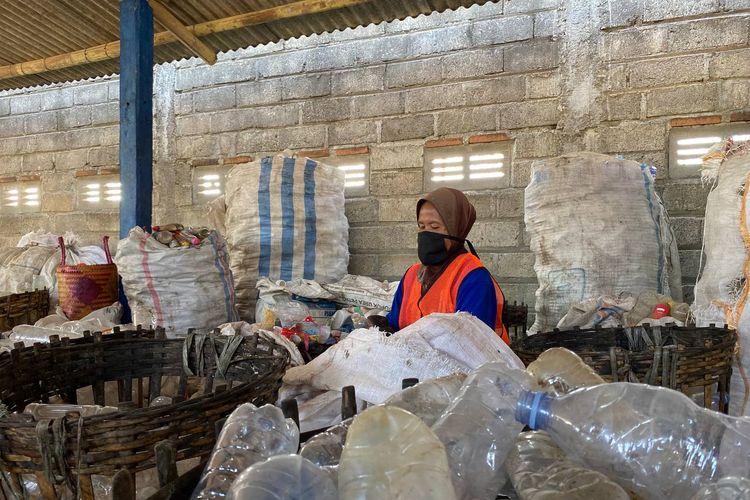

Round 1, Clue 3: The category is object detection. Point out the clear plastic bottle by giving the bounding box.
[516,382,750,499]
[339,405,456,500]
[226,454,337,500]
[506,431,630,500]
[383,372,467,426]
[299,418,352,468]
[691,477,750,500]
[431,362,533,500]
[191,403,300,499]
[525,347,604,395]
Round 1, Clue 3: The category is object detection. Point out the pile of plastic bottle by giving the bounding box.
[149,223,212,248]
[190,347,750,500]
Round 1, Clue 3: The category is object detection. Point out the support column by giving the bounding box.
[119,0,154,237]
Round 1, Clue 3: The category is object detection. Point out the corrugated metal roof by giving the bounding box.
[0,0,495,91]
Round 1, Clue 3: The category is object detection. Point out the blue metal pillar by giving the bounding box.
[119,0,153,237]
[119,0,153,322]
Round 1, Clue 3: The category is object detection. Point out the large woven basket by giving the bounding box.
[512,324,736,412]
[0,289,50,332]
[0,328,288,499]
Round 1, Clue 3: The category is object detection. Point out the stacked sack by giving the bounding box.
[115,226,238,337]
[693,139,750,416]
[524,152,682,333]
[213,155,349,321]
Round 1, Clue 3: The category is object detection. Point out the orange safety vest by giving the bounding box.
[398,253,509,344]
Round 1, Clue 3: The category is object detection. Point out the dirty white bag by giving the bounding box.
[692,140,750,416]
[322,274,399,310]
[219,156,349,321]
[524,152,682,333]
[115,227,239,337]
[283,313,522,404]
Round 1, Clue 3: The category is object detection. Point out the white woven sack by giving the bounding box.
[693,141,750,416]
[115,227,239,337]
[223,155,349,320]
[524,152,682,333]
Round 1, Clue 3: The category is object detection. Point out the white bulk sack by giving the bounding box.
[283,313,523,404]
[524,152,682,333]
[115,227,239,337]
[221,155,349,321]
[693,140,750,416]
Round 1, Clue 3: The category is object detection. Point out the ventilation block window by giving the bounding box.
[423,142,512,192]
[192,165,231,204]
[76,175,121,210]
[0,180,41,214]
[669,123,750,178]
[317,154,370,197]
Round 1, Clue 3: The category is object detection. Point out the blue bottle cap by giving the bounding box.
[516,390,552,430]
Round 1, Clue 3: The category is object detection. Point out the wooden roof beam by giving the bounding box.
[0,0,371,80]
[147,0,216,65]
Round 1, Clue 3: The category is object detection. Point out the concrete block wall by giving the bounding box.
[0,0,748,313]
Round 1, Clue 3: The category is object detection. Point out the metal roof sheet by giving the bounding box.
[0,0,495,91]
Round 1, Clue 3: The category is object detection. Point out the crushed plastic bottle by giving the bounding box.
[191,403,300,499]
[226,454,337,500]
[431,362,533,500]
[516,382,750,499]
[506,431,630,500]
[24,403,118,418]
[691,477,750,500]
[384,373,467,426]
[525,347,604,395]
[299,418,352,468]
[339,405,456,500]
[149,396,173,407]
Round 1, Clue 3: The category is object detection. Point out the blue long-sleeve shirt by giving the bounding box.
[386,267,498,331]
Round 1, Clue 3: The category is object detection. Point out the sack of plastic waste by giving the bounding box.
[339,405,457,500]
[116,227,239,337]
[219,155,349,321]
[432,362,533,500]
[283,313,522,405]
[191,403,300,499]
[515,381,750,499]
[525,152,682,333]
[322,274,399,310]
[693,139,750,416]
[227,454,337,500]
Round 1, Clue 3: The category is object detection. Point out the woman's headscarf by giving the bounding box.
[416,187,477,292]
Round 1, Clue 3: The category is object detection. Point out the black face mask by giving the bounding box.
[418,231,464,266]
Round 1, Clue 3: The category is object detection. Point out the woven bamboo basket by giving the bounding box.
[0,289,50,332]
[0,328,289,499]
[512,324,736,412]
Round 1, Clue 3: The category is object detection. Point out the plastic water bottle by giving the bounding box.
[691,477,750,499]
[339,405,457,500]
[516,382,750,499]
[192,403,300,499]
[506,431,630,499]
[299,418,352,468]
[431,362,533,500]
[226,454,337,500]
[525,347,604,395]
[383,373,467,426]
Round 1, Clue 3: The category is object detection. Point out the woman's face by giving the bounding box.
[418,201,448,234]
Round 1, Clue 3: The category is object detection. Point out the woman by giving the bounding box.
[383,187,508,343]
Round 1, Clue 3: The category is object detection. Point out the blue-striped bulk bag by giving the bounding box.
[115,227,239,337]
[223,156,349,320]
